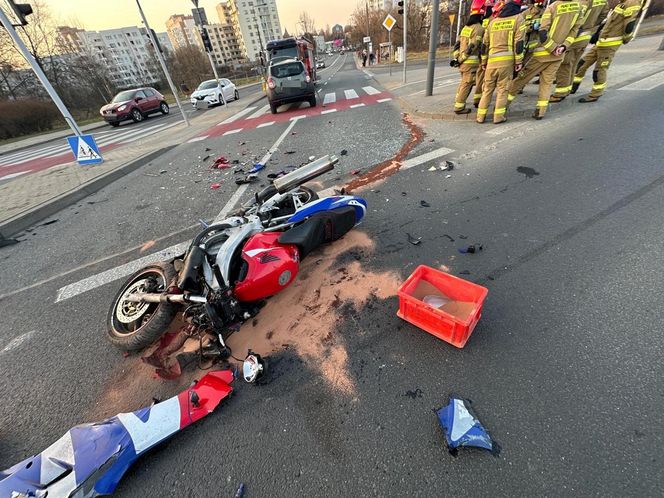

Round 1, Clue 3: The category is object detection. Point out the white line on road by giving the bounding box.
[117,121,182,144]
[289,115,306,121]
[401,147,455,170]
[247,104,270,119]
[485,121,528,136]
[1,330,38,354]
[377,98,392,103]
[619,70,664,91]
[219,106,257,124]
[188,136,207,143]
[350,103,366,108]
[323,93,336,105]
[344,89,359,100]
[0,171,31,181]
[256,121,275,128]
[362,86,380,95]
[321,109,337,114]
[222,128,243,136]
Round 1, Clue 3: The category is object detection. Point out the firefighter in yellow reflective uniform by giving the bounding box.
[452,13,485,113]
[574,0,643,102]
[550,0,610,100]
[507,0,584,119]
[523,0,545,66]
[474,13,494,106]
[477,1,526,124]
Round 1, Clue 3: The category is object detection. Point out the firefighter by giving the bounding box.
[507,0,584,119]
[452,11,485,113]
[473,0,495,106]
[573,0,643,102]
[550,0,610,101]
[523,0,546,66]
[476,0,526,124]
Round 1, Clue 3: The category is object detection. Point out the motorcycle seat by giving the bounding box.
[278,207,357,259]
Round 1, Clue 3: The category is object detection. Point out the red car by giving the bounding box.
[100,87,169,127]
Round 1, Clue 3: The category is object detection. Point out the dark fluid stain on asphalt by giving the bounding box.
[404,388,424,399]
[346,114,424,192]
[516,166,540,178]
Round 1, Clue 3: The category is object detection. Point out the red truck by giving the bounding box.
[266,37,317,83]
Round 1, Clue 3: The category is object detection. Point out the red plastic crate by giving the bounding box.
[397,265,488,348]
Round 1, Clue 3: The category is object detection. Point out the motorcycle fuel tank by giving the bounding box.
[234,232,299,302]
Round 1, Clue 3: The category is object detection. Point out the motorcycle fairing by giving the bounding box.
[0,371,234,498]
[286,196,367,225]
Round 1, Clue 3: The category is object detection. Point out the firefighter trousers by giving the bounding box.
[552,43,587,97]
[508,58,563,117]
[474,65,486,104]
[454,67,478,111]
[575,45,618,98]
[477,64,513,123]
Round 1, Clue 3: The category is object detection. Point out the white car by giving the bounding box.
[190,78,239,108]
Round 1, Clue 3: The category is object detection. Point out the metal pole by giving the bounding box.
[389,30,392,76]
[456,0,464,40]
[0,7,82,136]
[403,0,408,83]
[633,0,652,39]
[425,0,441,96]
[206,50,226,106]
[135,0,189,126]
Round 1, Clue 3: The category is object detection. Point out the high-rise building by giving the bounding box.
[165,14,200,50]
[368,0,393,9]
[56,26,161,88]
[203,24,246,67]
[216,0,283,62]
[155,32,174,54]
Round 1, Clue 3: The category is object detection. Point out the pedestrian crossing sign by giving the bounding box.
[67,134,103,165]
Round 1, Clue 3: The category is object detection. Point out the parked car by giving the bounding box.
[316,59,326,69]
[190,79,239,108]
[266,59,316,114]
[100,88,169,127]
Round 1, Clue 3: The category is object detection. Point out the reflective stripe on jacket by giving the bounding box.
[481,14,526,67]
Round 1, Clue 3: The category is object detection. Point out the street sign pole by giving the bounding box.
[456,0,464,41]
[425,0,441,96]
[136,0,189,126]
[0,6,82,136]
[389,30,392,76]
[403,0,408,84]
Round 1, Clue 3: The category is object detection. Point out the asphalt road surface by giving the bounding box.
[0,56,662,497]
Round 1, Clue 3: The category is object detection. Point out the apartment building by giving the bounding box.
[368,0,393,9]
[165,14,200,50]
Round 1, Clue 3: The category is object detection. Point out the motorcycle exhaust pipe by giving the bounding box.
[125,293,206,304]
[273,155,338,194]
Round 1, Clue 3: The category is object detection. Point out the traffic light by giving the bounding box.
[9,1,33,26]
[397,0,405,15]
[200,27,212,52]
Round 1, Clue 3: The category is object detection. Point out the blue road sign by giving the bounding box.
[67,134,103,165]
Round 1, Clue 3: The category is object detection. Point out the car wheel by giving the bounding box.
[160,102,169,114]
[131,108,144,122]
[234,89,239,101]
[270,103,278,114]
[110,122,120,128]
[218,93,224,105]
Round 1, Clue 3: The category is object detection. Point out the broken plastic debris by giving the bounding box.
[210,182,223,190]
[340,149,348,156]
[308,155,315,161]
[420,200,430,207]
[235,174,258,185]
[234,482,246,498]
[445,174,452,179]
[428,166,437,171]
[406,233,422,245]
[436,397,500,456]
[458,244,483,254]
[0,371,234,497]
[211,156,231,169]
[248,163,265,173]
[441,160,455,171]
[351,169,361,175]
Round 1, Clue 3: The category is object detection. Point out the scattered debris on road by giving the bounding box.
[236,174,258,185]
[41,219,58,226]
[516,166,540,178]
[211,156,231,169]
[340,149,348,156]
[458,244,483,254]
[420,200,431,207]
[406,233,422,245]
[234,482,246,498]
[210,182,223,190]
[436,397,500,457]
[248,163,265,174]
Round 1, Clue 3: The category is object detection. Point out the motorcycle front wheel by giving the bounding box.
[106,262,178,352]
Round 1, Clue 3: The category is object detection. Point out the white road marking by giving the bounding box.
[350,103,366,108]
[222,128,243,136]
[256,121,275,128]
[362,86,380,95]
[0,143,67,166]
[405,79,458,97]
[619,70,664,91]
[219,106,257,124]
[344,89,359,100]
[401,147,455,170]
[321,109,337,114]
[1,330,38,353]
[117,121,182,144]
[0,171,31,181]
[188,136,207,143]
[289,115,306,121]
[485,121,528,135]
[247,104,270,119]
[377,98,392,103]
[323,93,336,105]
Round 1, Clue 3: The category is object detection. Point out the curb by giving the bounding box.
[0,146,176,238]
[0,121,108,156]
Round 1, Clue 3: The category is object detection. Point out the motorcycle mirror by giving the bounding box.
[243,353,265,383]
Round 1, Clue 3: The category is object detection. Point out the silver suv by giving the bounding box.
[266,59,316,114]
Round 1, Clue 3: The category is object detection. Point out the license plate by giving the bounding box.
[283,81,301,88]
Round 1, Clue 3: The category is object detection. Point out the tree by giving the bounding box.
[297,11,316,36]
[166,45,212,93]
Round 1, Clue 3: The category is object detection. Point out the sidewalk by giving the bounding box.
[370,34,664,121]
[0,97,261,238]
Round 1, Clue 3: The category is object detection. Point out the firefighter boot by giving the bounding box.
[570,81,580,94]
[549,95,565,103]
[532,108,545,120]
[579,96,599,103]
[454,108,472,114]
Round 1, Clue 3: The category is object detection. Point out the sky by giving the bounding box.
[40,0,358,36]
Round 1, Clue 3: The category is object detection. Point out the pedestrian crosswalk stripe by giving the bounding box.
[323,93,336,105]
[362,86,380,95]
[321,109,337,114]
[257,121,275,128]
[219,106,257,124]
[377,98,392,103]
[223,128,243,136]
[247,104,270,119]
[344,89,359,99]
[117,121,182,144]
[188,136,207,143]
[350,103,365,108]
[0,171,31,181]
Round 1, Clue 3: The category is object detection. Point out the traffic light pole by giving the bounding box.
[425,0,440,96]
[205,46,226,106]
[0,6,82,136]
[136,0,189,126]
[403,0,408,84]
